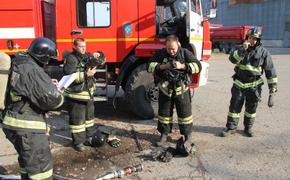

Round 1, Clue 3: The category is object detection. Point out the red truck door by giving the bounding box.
[0,0,43,54]
[69,0,118,62]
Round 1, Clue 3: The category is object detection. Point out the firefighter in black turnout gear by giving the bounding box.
[221,27,278,137]
[63,38,101,152]
[147,35,202,147]
[2,38,64,180]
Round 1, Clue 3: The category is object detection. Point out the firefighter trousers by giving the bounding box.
[67,99,95,145]
[3,128,53,180]
[157,89,193,136]
[226,85,262,130]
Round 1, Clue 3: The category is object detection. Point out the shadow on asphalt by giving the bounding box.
[94,97,151,121]
[193,125,225,137]
[193,125,248,137]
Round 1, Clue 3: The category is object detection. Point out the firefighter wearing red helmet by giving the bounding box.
[2,37,64,180]
[221,27,278,137]
[147,34,202,148]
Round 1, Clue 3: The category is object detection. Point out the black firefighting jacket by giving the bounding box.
[229,43,277,89]
[63,50,96,101]
[2,52,64,133]
[147,47,202,96]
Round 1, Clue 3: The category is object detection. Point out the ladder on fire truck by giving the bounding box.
[93,65,108,102]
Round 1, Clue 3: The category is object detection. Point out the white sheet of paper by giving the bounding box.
[57,73,76,90]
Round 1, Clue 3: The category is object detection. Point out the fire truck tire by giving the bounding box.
[125,64,158,119]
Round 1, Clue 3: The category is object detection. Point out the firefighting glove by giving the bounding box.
[268,88,277,108]
[160,147,175,162]
[151,147,166,161]
[107,135,121,148]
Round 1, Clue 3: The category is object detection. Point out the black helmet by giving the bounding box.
[28,38,58,65]
[90,131,108,147]
[247,27,262,39]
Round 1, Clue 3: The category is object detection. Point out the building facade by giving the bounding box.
[204,0,290,47]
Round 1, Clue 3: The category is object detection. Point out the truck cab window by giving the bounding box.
[156,0,189,45]
[156,5,178,37]
[191,0,201,15]
[77,0,111,27]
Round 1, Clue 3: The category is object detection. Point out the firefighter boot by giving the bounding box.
[74,143,87,152]
[184,134,196,155]
[221,129,236,137]
[244,127,254,137]
[156,134,168,147]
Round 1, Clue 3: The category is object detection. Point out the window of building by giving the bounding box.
[77,0,111,27]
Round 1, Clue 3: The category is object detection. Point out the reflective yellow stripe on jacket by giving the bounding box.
[29,169,53,180]
[148,62,158,73]
[237,64,262,73]
[3,116,47,130]
[188,62,200,74]
[267,77,278,84]
[159,83,189,97]
[85,119,95,128]
[75,71,85,83]
[233,50,242,63]
[20,167,28,175]
[234,78,264,89]
[64,87,95,100]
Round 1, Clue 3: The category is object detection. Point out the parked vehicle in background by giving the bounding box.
[210,25,261,53]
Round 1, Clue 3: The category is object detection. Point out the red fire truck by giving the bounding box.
[210,25,262,53]
[0,0,216,118]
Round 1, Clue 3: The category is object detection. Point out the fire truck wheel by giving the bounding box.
[125,64,158,119]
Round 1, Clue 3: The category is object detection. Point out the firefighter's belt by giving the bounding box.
[234,78,263,89]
